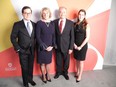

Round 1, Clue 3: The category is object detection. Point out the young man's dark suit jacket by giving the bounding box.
[54,19,74,74]
[10,20,35,86]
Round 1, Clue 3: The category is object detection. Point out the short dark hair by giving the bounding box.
[22,6,32,13]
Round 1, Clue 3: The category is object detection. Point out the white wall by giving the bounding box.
[104,0,116,65]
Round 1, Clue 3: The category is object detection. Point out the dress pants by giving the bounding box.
[55,50,70,75]
[19,47,34,86]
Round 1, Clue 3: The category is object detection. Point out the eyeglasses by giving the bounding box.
[23,12,32,15]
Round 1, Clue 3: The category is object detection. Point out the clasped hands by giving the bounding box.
[74,44,82,51]
[46,46,53,51]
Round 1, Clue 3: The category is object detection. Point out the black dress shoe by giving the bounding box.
[76,79,80,83]
[46,73,51,82]
[63,74,69,80]
[42,75,47,83]
[28,80,36,86]
[43,80,47,83]
[54,74,60,79]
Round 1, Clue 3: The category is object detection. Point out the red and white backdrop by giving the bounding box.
[0,0,112,77]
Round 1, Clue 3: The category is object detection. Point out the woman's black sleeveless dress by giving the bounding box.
[73,22,88,61]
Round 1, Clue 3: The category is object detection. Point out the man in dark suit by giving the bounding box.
[54,7,74,80]
[10,6,36,87]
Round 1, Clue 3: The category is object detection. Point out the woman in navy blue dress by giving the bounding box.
[73,9,90,82]
[36,7,56,83]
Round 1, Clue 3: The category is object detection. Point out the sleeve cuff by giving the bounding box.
[16,49,20,53]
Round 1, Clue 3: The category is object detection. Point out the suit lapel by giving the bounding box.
[31,21,35,37]
[56,19,61,34]
[20,20,35,37]
[19,20,30,37]
[61,19,67,34]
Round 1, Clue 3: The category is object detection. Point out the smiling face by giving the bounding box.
[22,8,32,21]
[78,10,86,22]
[59,7,67,19]
[42,9,50,20]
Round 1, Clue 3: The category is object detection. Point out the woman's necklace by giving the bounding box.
[41,19,50,27]
[45,22,50,27]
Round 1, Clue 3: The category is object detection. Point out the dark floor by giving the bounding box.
[0,65,116,87]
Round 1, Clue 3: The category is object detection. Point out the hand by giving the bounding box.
[77,46,82,51]
[46,46,53,52]
[74,44,78,49]
[69,50,73,54]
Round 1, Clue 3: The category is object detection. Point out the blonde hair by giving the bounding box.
[41,7,51,19]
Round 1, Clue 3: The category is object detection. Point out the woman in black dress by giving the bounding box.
[73,9,90,82]
[36,7,56,83]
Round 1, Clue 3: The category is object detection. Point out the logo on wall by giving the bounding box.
[5,62,17,71]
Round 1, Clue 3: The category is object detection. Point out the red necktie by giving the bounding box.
[59,20,63,33]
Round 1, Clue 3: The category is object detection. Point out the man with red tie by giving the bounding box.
[53,7,74,80]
